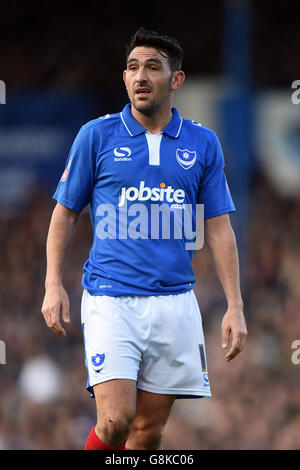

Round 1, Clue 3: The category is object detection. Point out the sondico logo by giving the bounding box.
[118,181,185,208]
[114,147,132,162]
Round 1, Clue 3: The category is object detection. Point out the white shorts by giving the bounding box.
[81,289,211,399]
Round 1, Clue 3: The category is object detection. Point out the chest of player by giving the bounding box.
[95,133,205,203]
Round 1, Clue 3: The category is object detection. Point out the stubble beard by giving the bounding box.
[132,90,172,118]
[132,96,159,117]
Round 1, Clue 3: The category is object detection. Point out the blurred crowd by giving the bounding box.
[0,173,299,450]
[1,1,299,94]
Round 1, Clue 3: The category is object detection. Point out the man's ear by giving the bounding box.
[123,70,127,87]
[171,70,185,91]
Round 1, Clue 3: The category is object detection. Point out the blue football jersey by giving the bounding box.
[53,103,236,296]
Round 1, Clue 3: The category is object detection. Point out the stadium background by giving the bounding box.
[0,0,300,449]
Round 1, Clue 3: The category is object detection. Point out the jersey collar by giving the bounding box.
[121,103,183,138]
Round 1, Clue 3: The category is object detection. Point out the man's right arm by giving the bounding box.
[41,202,80,337]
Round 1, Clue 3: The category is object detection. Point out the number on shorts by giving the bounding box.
[198,344,207,372]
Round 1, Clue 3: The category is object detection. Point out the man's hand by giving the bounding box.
[41,284,70,337]
[221,308,247,361]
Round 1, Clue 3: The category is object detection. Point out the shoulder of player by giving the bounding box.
[80,112,121,134]
[181,118,217,142]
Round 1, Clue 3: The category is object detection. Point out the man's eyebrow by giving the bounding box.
[127,57,164,66]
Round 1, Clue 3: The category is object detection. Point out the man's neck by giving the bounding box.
[130,104,172,134]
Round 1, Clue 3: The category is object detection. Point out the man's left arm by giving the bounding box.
[204,213,247,361]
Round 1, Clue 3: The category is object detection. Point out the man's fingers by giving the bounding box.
[51,322,66,337]
[239,331,247,351]
[225,330,247,361]
[42,305,66,337]
[50,308,66,336]
[225,344,239,361]
[222,324,231,349]
[41,287,70,337]
[44,316,66,336]
[61,298,70,324]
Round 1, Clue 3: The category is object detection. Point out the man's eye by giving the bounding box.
[128,65,137,71]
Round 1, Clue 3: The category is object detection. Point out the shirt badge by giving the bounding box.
[91,353,105,373]
[176,149,197,170]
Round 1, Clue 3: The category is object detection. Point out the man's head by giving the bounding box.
[125,27,184,73]
[123,27,185,116]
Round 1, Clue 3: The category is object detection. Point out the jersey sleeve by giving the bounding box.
[198,132,236,220]
[53,124,97,212]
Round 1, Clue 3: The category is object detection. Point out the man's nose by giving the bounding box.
[135,66,148,83]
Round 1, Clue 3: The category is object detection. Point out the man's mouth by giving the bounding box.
[135,87,151,97]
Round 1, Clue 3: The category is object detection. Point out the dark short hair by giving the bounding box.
[125,27,184,72]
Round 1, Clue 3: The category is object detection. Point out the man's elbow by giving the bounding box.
[204,213,235,244]
[53,202,80,225]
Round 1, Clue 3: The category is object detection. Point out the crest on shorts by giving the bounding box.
[92,353,105,373]
[203,371,210,387]
[176,149,197,170]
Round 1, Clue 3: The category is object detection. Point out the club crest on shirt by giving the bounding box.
[176,149,197,170]
[91,353,105,373]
